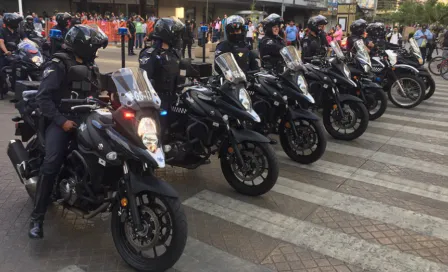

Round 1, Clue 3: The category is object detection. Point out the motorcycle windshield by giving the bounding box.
[330,41,344,59]
[280,46,304,71]
[18,40,42,57]
[354,39,371,67]
[409,38,423,59]
[111,67,162,111]
[215,52,246,84]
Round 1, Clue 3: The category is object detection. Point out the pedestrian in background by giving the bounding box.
[214,17,222,42]
[285,20,299,47]
[387,26,402,45]
[333,24,343,45]
[222,15,227,40]
[182,20,194,59]
[135,15,145,49]
[246,21,255,49]
[198,22,205,47]
[414,24,433,63]
[141,19,147,47]
[257,22,265,49]
[127,16,136,55]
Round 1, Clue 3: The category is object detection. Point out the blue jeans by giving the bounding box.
[135,33,144,49]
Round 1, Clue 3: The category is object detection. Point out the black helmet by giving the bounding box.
[25,15,33,23]
[71,17,82,26]
[150,17,185,46]
[3,13,23,29]
[56,12,72,28]
[366,22,385,38]
[307,15,328,34]
[64,25,108,62]
[225,15,246,42]
[262,13,283,36]
[350,19,367,36]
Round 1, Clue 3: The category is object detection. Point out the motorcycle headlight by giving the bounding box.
[138,118,159,153]
[297,75,308,93]
[31,56,42,66]
[363,64,371,73]
[239,88,252,111]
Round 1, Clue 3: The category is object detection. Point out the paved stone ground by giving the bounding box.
[1,52,448,271]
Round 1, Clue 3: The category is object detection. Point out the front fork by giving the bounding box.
[389,69,406,94]
[122,161,144,232]
[330,89,345,118]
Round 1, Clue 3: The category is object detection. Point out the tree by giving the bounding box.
[388,0,448,25]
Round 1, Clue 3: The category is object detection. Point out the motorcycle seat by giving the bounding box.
[22,90,39,101]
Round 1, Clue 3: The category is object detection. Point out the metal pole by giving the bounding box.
[206,0,209,26]
[119,27,128,68]
[281,0,284,18]
[18,0,23,15]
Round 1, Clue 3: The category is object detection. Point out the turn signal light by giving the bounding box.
[227,147,234,153]
[123,111,135,119]
[285,122,291,128]
[121,198,128,207]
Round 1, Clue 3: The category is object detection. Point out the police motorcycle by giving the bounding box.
[162,53,279,196]
[0,40,44,97]
[386,38,435,100]
[336,40,388,121]
[246,46,327,164]
[7,67,187,272]
[370,46,425,109]
[303,48,370,141]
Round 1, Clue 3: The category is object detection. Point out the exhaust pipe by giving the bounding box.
[7,139,29,184]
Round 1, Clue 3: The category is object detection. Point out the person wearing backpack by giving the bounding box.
[182,20,194,59]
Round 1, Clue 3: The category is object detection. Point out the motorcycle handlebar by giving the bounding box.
[177,82,195,89]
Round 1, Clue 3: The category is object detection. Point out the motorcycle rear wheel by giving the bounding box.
[220,141,279,196]
[365,89,387,121]
[111,193,187,272]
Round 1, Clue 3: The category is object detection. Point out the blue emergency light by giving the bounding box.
[160,110,168,116]
[49,29,62,39]
[118,27,128,35]
[200,26,208,33]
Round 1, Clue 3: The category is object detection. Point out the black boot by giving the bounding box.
[29,174,54,239]
[28,220,43,239]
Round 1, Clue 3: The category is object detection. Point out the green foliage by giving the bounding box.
[387,0,448,25]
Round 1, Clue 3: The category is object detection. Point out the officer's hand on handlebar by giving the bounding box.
[4,51,12,56]
[62,120,78,132]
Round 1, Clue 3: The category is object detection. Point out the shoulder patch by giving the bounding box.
[139,57,150,65]
[51,58,61,63]
[267,40,273,45]
[146,48,155,54]
[42,68,55,79]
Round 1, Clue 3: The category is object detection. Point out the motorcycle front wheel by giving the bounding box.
[278,118,326,164]
[421,75,436,100]
[111,193,187,272]
[322,100,369,141]
[365,88,388,121]
[220,141,279,196]
[387,74,425,109]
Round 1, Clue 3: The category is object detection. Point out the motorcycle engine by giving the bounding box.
[59,177,78,206]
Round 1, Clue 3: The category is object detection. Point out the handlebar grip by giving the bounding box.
[177,82,195,89]
[60,99,87,104]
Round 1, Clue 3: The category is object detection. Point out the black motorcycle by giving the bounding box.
[248,46,326,164]
[0,40,43,97]
[335,40,388,121]
[7,67,187,272]
[304,55,370,141]
[162,53,279,196]
[388,38,436,100]
[371,48,425,109]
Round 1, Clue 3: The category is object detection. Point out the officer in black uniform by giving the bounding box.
[346,19,369,52]
[23,15,35,38]
[301,15,328,63]
[0,13,28,68]
[29,25,108,239]
[259,13,285,71]
[51,12,72,53]
[214,15,259,74]
[366,22,386,55]
[139,17,185,110]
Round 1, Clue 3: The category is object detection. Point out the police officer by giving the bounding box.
[346,19,369,52]
[29,25,108,239]
[214,15,259,74]
[366,22,386,55]
[51,12,72,53]
[301,15,328,63]
[259,13,285,70]
[139,17,185,110]
[0,13,28,68]
[23,15,35,38]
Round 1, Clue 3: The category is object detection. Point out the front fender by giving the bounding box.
[394,64,420,74]
[338,93,364,103]
[230,127,270,143]
[288,108,319,121]
[129,171,178,198]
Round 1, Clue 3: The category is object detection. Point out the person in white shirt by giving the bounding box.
[257,23,265,49]
[246,21,256,49]
[387,27,402,45]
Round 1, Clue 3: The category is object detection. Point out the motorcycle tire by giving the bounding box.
[366,89,388,121]
[322,100,369,141]
[220,141,279,196]
[278,118,326,164]
[387,74,425,109]
[111,194,187,272]
[421,75,436,100]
